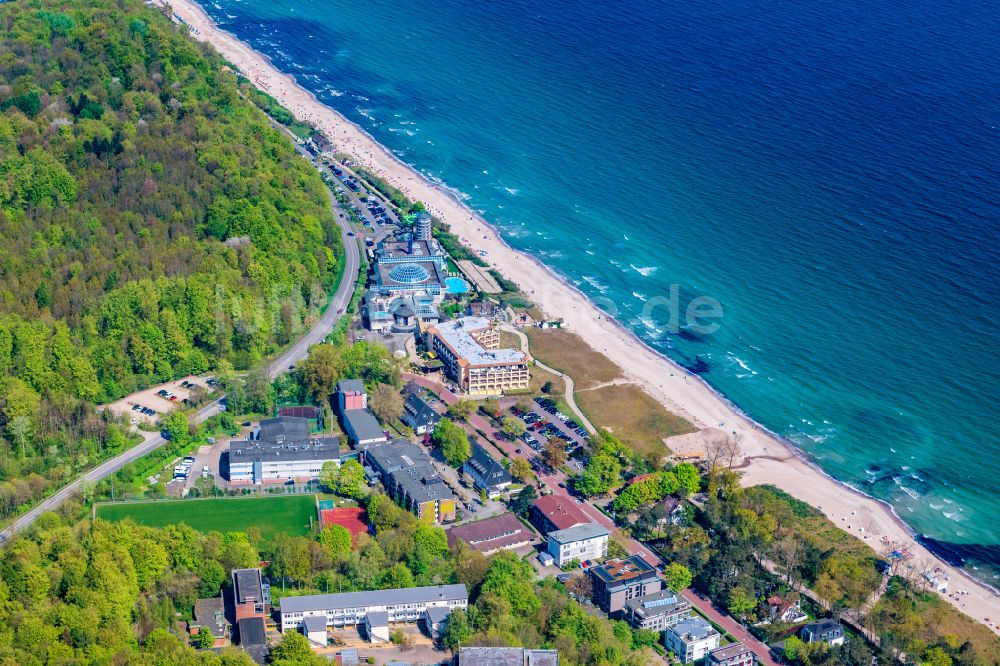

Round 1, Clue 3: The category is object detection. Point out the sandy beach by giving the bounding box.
[164,0,1000,630]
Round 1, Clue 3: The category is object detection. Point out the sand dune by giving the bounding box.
[163,0,1000,630]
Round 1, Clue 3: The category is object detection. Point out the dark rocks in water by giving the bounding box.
[677,328,705,342]
[917,535,1000,572]
[680,356,710,374]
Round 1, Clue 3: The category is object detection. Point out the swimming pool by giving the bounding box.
[445,277,470,294]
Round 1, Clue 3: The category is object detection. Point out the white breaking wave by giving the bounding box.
[630,264,659,276]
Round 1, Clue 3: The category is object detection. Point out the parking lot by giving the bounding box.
[103,374,217,428]
[510,397,590,475]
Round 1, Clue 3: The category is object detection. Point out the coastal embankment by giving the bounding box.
[163,0,1000,631]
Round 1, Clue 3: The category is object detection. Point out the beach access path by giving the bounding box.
[0,156,362,545]
[402,372,779,665]
[499,324,596,434]
[164,0,1000,630]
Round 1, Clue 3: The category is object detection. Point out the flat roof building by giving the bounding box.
[447,512,534,555]
[279,584,468,640]
[425,318,529,396]
[459,647,559,666]
[229,417,340,485]
[365,440,456,523]
[337,379,368,412]
[707,642,756,666]
[342,408,387,449]
[546,523,609,567]
[236,617,269,665]
[231,568,269,623]
[666,617,720,664]
[589,555,662,616]
[622,589,692,632]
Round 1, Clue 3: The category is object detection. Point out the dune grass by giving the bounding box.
[576,384,694,460]
[523,328,622,389]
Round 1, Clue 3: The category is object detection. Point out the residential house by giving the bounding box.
[529,495,589,535]
[545,523,609,567]
[189,597,228,647]
[463,442,512,498]
[665,617,720,664]
[622,589,691,632]
[801,619,845,646]
[401,391,441,435]
[589,555,662,616]
[764,594,808,625]
[447,512,534,555]
[707,643,756,666]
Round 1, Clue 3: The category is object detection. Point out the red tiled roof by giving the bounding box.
[447,513,533,553]
[628,473,657,485]
[319,507,368,537]
[532,495,589,531]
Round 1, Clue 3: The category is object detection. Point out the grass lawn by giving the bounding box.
[576,384,694,460]
[524,328,621,389]
[97,494,317,542]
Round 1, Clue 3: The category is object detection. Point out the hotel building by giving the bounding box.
[425,317,529,395]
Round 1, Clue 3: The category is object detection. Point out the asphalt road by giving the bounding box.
[403,371,780,665]
[0,169,362,545]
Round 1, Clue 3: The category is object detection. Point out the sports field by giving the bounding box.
[97,494,316,542]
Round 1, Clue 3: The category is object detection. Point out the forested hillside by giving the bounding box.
[0,0,342,518]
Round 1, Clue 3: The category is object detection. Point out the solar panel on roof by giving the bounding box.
[645,595,677,608]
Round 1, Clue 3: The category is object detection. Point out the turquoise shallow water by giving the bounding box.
[200,0,1000,577]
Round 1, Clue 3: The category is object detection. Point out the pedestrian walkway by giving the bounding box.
[500,325,596,434]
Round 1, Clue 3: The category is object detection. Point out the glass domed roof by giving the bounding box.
[388,262,430,284]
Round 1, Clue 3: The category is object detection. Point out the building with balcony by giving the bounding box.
[364,440,456,523]
[279,584,468,642]
[665,617,720,664]
[545,523,609,567]
[589,555,662,616]
[425,317,529,395]
[622,589,692,632]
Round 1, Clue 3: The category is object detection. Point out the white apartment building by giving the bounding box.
[665,617,721,664]
[279,584,468,635]
[545,523,610,567]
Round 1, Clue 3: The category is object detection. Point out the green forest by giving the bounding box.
[0,0,343,520]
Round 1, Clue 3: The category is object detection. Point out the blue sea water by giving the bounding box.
[201,0,1000,576]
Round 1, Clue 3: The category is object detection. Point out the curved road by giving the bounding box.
[0,176,361,545]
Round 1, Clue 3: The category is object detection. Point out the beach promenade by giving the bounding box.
[163,0,1000,630]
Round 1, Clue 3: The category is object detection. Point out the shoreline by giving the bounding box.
[164,0,1000,629]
